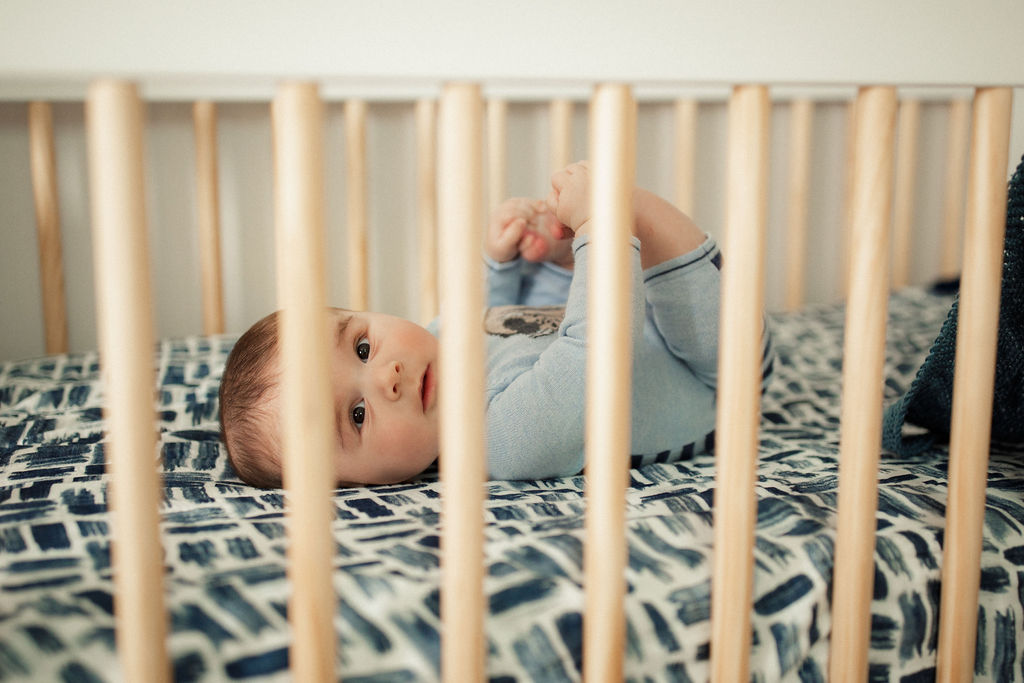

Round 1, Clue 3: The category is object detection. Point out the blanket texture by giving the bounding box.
[2,289,1023,681]
[883,152,1024,455]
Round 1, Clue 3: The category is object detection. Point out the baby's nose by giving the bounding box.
[378,361,402,400]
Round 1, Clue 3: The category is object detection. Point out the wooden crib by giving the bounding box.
[1,3,1022,681]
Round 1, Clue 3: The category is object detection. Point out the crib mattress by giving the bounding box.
[1,288,1022,682]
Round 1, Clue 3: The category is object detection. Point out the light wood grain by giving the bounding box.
[438,82,486,683]
[193,100,225,334]
[674,99,698,216]
[710,84,770,683]
[839,98,860,299]
[829,86,897,683]
[416,99,439,324]
[346,99,369,310]
[939,99,971,280]
[936,87,1013,683]
[891,99,921,290]
[783,99,814,311]
[584,83,636,682]
[550,98,573,172]
[272,81,337,681]
[86,79,169,683]
[487,98,507,212]
[28,101,69,354]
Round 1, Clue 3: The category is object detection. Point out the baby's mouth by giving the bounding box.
[420,363,435,412]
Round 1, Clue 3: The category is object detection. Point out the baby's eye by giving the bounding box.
[355,337,370,362]
[352,400,366,430]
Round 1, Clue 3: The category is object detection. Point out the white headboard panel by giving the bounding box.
[1,0,1022,98]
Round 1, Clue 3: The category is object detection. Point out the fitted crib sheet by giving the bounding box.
[1,288,1022,682]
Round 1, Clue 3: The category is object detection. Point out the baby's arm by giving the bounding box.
[545,161,726,388]
[486,236,645,479]
[485,197,575,307]
[546,161,706,270]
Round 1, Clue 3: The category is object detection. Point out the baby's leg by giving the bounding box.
[643,238,722,387]
[644,238,774,392]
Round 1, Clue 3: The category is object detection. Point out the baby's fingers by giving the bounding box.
[486,216,528,262]
[519,231,550,262]
[544,190,573,239]
[499,217,527,247]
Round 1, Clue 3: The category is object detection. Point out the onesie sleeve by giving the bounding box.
[519,262,574,305]
[484,255,524,306]
[485,235,644,479]
[484,255,574,307]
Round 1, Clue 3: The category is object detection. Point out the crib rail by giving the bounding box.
[85,81,169,683]
[24,91,993,358]
[193,100,225,335]
[584,84,637,678]
[27,101,68,354]
[416,99,439,324]
[939,87,1013,681]
[831,86,899,682]
[891,98,921,291]
[710,84,770,682]
[272,82,337,681]
[437,83,488,680]
[58,79,1013,680]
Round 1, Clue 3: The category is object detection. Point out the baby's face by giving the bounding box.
[326,309,440,485]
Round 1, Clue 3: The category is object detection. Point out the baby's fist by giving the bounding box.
[546,161,592,236]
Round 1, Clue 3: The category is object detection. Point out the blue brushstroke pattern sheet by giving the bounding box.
[1,289,1022,681]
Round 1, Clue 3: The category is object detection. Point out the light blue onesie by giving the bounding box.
[437,235,773,480]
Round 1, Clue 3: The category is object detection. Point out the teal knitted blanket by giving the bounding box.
[882,152,1024,455]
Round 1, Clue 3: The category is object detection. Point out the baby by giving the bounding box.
[219,161,774,488]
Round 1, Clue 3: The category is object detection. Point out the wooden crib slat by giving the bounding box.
[346,99,369,311]
[438,83,486,682]
[710,84,770,683]
[416,99,439,324]
[784,99,814,311]
[892,99,921,290]
[550,98,573,172]
[581,82,634,679]
[193,100,225,335]
[584,83,636,681]
[939,99,971,280]
[487,98,507,212]
[28,101,69,355]
[272,82,336,681]
[830,86,898,683]
[840,98,859,299]
[85,79,169,683]
[936,86,1013,683]
[674,98,698,216]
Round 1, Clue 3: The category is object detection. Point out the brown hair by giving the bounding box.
[219,311,284,488]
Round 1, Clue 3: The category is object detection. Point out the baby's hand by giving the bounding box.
[486,197,573,267]
[546,161,592,238]
[485,198,545,263]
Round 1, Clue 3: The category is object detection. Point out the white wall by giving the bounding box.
[2,92,1022,361]
[2,1,1023,91]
